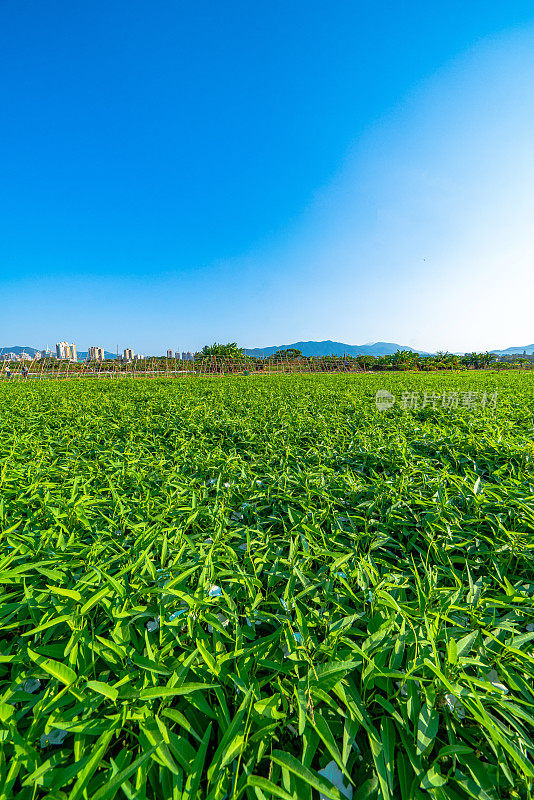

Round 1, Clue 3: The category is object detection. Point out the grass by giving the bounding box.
[0,372,533,800]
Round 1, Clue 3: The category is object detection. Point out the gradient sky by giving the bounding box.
[1,1,534,354]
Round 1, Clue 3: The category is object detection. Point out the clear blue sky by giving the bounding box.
[2,1,534,353]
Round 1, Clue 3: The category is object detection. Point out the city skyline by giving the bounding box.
[0,342,201,361]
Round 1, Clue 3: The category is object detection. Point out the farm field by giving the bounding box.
[1,372,534,800]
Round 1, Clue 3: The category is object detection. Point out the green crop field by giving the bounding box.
[1,373,534,800]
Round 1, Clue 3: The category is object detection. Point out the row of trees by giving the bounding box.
[198,344,508,371]
[355,349,500,371]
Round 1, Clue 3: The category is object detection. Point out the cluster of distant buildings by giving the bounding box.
[1,351,35,362]
[86,346,146,363]
[1,342,197,363]
[85,347,196,363]
[56,342,77,361]
[1,343,81,362]
[495,351,534,362]
[168,350,195,361]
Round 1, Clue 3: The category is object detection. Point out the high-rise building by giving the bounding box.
[56,342,77,361]
[167,349,173,358]
[88,346,105,362]
[123,348,134,361]
[174,351,180,359]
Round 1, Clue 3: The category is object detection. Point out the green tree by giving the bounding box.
[201,343,243,357]
[357,355,376,371]
[461,352,496,369]
[392,349,418,370]
[482,351,497,368]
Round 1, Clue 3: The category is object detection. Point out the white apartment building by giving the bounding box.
[123,348,134,361]
[88,346,105,362]
[56,341,77,361]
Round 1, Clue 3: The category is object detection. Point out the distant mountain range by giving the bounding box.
[2,341,533,360]
[246,340,534,357]
[244,340,430,357]
[0,346,41,357]
[489,344,534,355]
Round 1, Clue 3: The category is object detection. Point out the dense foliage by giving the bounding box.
[201,344,244,358]
[0,373,533,800]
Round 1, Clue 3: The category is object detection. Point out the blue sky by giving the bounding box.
[1,1,534,353]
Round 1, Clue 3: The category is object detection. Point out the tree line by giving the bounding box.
[198,343,518,370]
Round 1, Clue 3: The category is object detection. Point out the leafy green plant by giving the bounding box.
[0,372,533,799]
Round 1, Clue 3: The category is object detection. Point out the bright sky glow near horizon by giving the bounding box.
[1,2,534,354]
